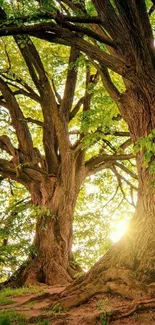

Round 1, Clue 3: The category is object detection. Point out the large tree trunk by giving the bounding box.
[5,154,84,287]
[52,96,155,307]
[21,179,83,286]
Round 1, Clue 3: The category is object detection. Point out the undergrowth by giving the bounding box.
[0,286,45,306]
[0,310,27,325]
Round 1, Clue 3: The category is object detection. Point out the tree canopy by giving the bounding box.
[0,1,155,318]
[0,0,139,285]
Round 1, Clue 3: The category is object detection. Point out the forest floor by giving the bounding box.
[0,285,155,325]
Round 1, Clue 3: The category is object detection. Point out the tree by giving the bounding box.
[0,2,135,286]
[1,0,154,303]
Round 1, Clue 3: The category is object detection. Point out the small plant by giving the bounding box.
[99,311,112,325]
[37,320,49,325]
[42,320,49,325]
[51,304,65,313]
[97,298,110,310]
[97,300,103,310]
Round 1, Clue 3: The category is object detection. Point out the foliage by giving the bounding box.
[0,310,27,325]
[51,304,66,313]
[135,130,155,171]
[99,312,112,325]
[74,170,135,270]
[0,181,35,281]
[0,286,45,299]
[0,168,136,280]
[0,0,138,282]
[0,308,49,325]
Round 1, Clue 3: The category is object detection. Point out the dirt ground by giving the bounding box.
[0,285,155,324]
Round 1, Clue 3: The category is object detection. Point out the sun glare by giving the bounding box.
[110,219,129,243]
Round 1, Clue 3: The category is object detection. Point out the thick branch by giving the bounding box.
[114,0,153,66]
[0,158,16,180]
[86,153,134,175]
[55,19,116,48]
[0,135,16,156]
[0,77,33,157]
[59,15,102,24]
[14,35,45,95]
[92,0,124,41]
[15,35,70,171]
[0,22,125,76]
[69,97,84,120]
[99,64,120,104]
[135,0,155,66]
[60,46,80,121]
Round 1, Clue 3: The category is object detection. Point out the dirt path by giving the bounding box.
[0,286,155,324]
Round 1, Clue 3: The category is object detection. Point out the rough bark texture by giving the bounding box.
[1,0,155,295]
[51,86,155,307]
[52,153,155,307]
[0,31,133,286]
[31,0,155,306]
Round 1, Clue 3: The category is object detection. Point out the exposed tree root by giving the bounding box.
[103,298,155,322]
[18,295,155,325]
[0,258,83,289]
[50,268,150,309]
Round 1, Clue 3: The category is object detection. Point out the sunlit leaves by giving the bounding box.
[74,169,135,269]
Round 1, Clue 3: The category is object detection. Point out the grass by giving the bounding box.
[0,286,46,306]
[0,296,14,306]
[0,310,50,325]
[0,310,27,325]
[0,288,23,306]
[0,286,45,298]
[0,286,50,324]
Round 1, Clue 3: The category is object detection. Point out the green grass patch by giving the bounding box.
[0,296,14,306]
[0,310,27,325]
[0,286,45,301]
[0,310,50,325]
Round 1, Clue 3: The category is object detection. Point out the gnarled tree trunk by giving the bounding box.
[53,93,155,308]
[16,156,85,286]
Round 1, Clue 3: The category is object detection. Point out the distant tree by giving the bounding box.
[0,2,134,286]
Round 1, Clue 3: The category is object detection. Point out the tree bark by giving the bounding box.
[24,176,84,285]
[3,153,85,287]
[51,97,155,307]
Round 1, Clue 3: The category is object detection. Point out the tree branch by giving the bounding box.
[0,88,40,103]
[15,35,70,172]
[92,0,124,41]
[55,19,117,48]
[114,162,138,180]
[69,97,84,120]
[0,158,16,180]
[60,46,80,121]
[111,165,137,194]
[25,117,43,127]
[99,64,120,104]
[0,135,16,156]
[0,73,41,103]
[0,77,33,157]
[119,138,132,150]
[86,153,134,176]
[0,22,125,76]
